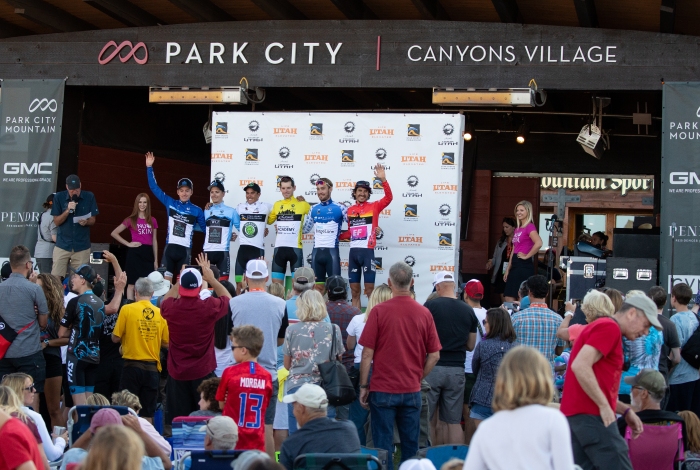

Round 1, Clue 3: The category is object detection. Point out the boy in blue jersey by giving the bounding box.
[203,180,240,281]
[145,152,206,282]
[302,177,347,293]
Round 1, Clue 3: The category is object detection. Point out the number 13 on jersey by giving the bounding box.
[238,392,264,428]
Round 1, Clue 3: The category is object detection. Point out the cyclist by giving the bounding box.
[267,176,311,285]
[341,164,392,307]
[234,182,272,294]
[145,152,205,282]
[302,178,347,292]
[203,179,239,281]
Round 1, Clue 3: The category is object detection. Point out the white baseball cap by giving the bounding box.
[245,259,269,279]
[433,271,456,286]
[282,383,328,409]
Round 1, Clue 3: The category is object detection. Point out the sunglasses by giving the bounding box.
[24,384,36,392]
[231,345,245,351]
[356,181,370,187]
[315,180,327,186]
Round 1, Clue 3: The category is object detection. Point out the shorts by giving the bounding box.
[348,248,376,284]
[425,365,466,424]
[265,379,279,425]
[43,352,63,379]
[469,403,493,420]
[271,247,303,281]
[120,363,160,417]
[66,353,98,395]
[273,398,289,430]
[0,351,46,393]
[126,244,155,285]
[206,251,231,280]
[162,244,191,278]
[311,247,340,284]
[235,245,265,283]
[463,372,476,405]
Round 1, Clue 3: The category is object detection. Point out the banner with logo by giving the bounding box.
[0,79,64,257]
[211,112,464,303]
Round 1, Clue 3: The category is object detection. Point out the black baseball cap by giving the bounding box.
[66,175,81,190]
[326,275,347,295]
[177,178,193,189]
[244,182,261,193]
[1,262,11,281]
[208,180,225,192]
[354,180,371,190]
[73,264,97,283]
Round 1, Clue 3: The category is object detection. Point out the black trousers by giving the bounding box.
[567,414,633,470]
[166,372,215,424]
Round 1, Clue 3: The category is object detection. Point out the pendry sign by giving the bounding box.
[1,21,699,88]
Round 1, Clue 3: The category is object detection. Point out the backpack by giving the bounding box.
[680,312,700,369]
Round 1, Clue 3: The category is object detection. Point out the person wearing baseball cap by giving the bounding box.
[199,415,239,450]
[203,179,240,283]
[424,271,478,445]
[51,174,99,279]
[229,258,287,445]
[60,408,172,470]
[560,291,662,469]
[615,369,686,446]
[145,151,206,283]
[59,263,105,405]
[234,182,273,294]
[159,254,232,422]
[280,384,360,470]
[462,279,487,441]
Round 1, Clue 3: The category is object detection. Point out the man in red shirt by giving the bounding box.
[161,256,231,423]
[216,325,273,452]
[561,295,662,470]
[359,261,441,470]
[0,408,44,470]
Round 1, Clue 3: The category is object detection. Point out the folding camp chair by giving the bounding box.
[416,445,469,469]
[171,416,213,463]
[625,423,684,470]
[293,453,382,470]
[66,405,136,446]
[189,450,246,470]
[360,446,389,470]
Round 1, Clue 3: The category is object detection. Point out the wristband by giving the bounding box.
[622,407,632,418]
[564,311,574,317]
[360,384,369,389]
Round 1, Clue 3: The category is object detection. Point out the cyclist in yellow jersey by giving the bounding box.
[267,176,311,284]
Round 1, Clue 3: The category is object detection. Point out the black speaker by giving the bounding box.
[605,257,658,293]
[612,228,660,259]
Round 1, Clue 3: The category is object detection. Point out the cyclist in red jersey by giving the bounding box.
[340,164,392,307]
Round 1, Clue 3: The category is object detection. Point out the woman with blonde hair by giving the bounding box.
[283,289,344,433]
[37,273,69,429]
[464,346,574,469]
[0,385,52,467]
[346,283,391,444]
[82,425,145,470]
[110,192,158,299]
[112,390,171,455]
[1,373,66,461]
[86,393,111,406]
[558,290,615,342]
[503,201,542,302]
[679,410,700,467]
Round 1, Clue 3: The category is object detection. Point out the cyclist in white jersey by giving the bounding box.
[234,182,272,294]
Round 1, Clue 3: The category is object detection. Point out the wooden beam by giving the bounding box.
[165,0,234,22]
[8,0,95,32]
[0,18,33,38]
[328,0,377,19]
[660,0,676,33]
[83,0,165,27]
[249,0,306,20]
[573,0,598,28]
[410,0,450,20]
[491,0,522,23]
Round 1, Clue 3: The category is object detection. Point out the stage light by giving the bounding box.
[433,87,535,107]
[576,124,606,159]
[516,123,529,144]
[463,122,474,141]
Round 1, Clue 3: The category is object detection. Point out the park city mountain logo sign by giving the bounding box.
[98,40,149,64]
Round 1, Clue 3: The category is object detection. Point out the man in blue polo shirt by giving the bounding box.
[51,174,99,279]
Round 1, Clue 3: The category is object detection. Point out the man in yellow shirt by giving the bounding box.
[112,277,169,423]
[267,176,311,284]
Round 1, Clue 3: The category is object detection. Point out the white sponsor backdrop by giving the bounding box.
[211,112,464,303]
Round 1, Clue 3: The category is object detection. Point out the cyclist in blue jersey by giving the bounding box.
[145,152,206,281]
[302,177,347,293]
[203,180,240,281]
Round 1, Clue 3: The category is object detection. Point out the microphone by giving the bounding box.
[68,194,78,214]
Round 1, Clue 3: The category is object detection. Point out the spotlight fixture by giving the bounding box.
[516,123,529,144]
[577,124,606,159]
[463,122,474,141]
